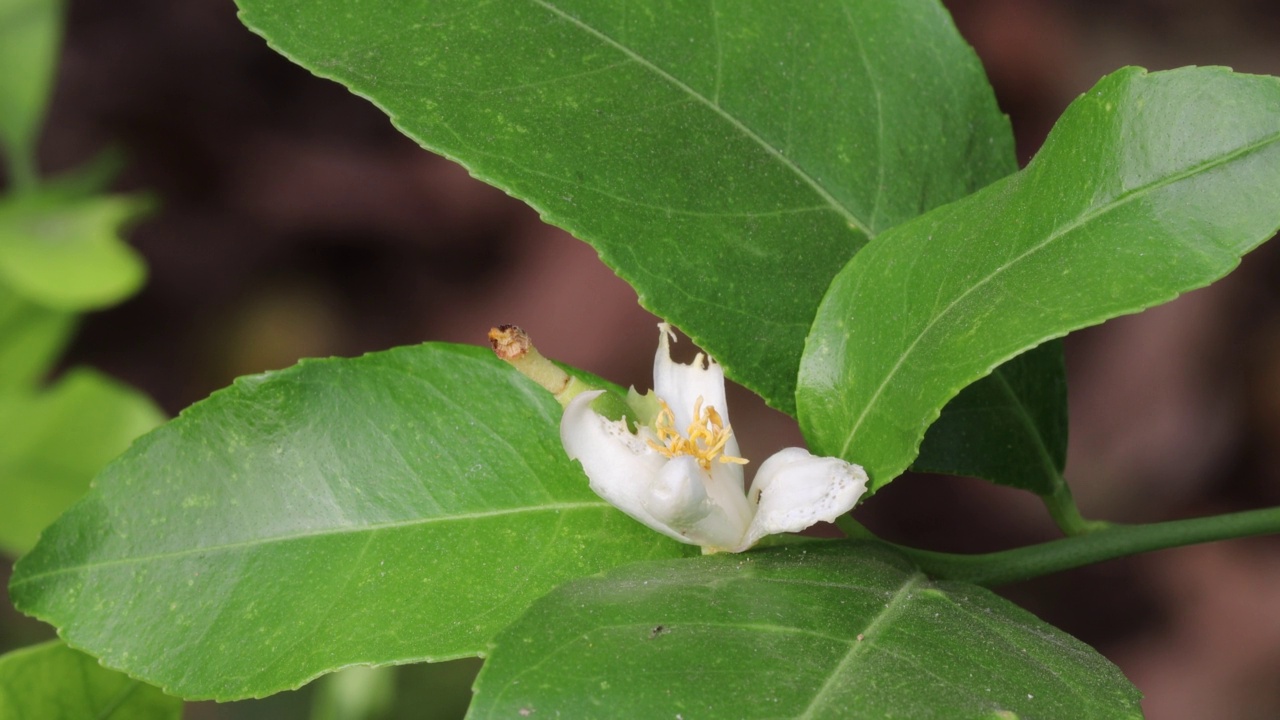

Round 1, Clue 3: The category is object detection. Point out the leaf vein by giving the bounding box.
[839,128,1280,458]
[796,571,925,719]
[10,502,610,586]
[529,0,872,236]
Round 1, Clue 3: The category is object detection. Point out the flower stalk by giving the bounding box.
[879,505,1280,587]
[488,324,589,407]
[489,324,635,423]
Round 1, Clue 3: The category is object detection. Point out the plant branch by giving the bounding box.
[881,505,1280,587]
[1041,480,1112,536]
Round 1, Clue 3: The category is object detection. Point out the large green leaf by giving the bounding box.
[235,0,1013,414]
[469,542,1142,719]
[10,344,692,700]
[238,0,1065,510]
[799,66,1280,489]
[0,189,149,310]
[0,640,181,720]
[0,0,61,186]
[0,368,164,555]
[0,281,73,392]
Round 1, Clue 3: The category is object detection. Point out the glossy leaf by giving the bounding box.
[914,340,1067,495]
[10,344,693,700]
[0,281,73,392]
[799,66,1280,489]
[0,368,164,555]
[0,189,149,310]
[470,542,1143,719]
[235,0,1013,414]
[240,0,1073,503]
[0,640,182,720]
[0,0,61,186]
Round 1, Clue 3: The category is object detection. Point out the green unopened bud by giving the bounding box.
[625,387,662,427]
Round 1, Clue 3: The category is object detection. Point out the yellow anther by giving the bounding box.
[646,396,749,471]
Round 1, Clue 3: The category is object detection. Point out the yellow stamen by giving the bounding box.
[646,396,749,471]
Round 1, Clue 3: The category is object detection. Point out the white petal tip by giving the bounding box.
[736,449,869,551]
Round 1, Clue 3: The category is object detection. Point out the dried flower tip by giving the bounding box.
[488,324,592,409]
[489,324,531,361]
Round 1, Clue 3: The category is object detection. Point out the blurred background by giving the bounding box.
[3,0,1280,717]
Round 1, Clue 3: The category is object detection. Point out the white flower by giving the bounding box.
[561,323,868,553]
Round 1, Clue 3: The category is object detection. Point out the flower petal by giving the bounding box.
[560,390,687,543]
[736,447,868,551]
[652,323,734,442]
[648,455,750,552]
[642,456,710,529]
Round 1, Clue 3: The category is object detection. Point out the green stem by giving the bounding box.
[833,514,876,540]
[1042,480,1111,536]
[883,505,1280,587]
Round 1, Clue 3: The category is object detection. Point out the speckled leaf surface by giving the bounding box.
[234,0,1072,503]
[469,542,1143,719]
[799,66,1280,489]
[233,0,1014,414]
[10,344,692,700]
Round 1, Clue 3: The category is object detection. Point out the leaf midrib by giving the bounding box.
[11,500,609,586]
[839,127,1280,458]
[531,0,873,237]
[796,571,925,719]
[988,366,1067,493]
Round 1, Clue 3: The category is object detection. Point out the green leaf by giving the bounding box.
[914,340,1067,495]
[43,148,129,198]
[0,640,182,720]
[0,281,73,392]
[469,542,1143,719]
[799,66,1280,490]
[0,189,149,311]
[0,0,62,187]
[0,368,163,555]
[10,344,693,701]
[241,0,1072,503]
[912,342,1102,535]
[235,0,1013,414]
